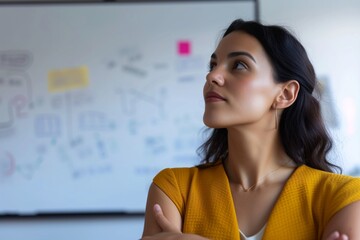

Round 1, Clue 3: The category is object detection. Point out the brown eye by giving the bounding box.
[233,61,247,70]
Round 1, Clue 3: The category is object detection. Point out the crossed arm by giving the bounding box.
[141,183,360,240]
[141,183,207,240]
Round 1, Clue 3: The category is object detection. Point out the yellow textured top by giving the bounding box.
[153,163,360,240]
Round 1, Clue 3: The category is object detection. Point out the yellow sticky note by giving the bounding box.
[48,66,89,93]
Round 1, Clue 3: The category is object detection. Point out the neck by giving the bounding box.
[224,127,293,190]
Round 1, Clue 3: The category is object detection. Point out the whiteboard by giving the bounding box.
[0,1,256,214]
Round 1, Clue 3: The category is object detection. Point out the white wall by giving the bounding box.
[260,0,360,174]
[1,1,359,240]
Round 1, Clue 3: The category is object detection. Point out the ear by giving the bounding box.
[273,80,300,109]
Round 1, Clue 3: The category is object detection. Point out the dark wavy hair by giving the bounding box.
[197,19,340,173]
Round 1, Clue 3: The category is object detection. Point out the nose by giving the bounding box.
[206,68,225,86]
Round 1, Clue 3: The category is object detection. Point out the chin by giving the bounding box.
[203,116,226,129]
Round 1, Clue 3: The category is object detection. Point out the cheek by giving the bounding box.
[234,79,275,109]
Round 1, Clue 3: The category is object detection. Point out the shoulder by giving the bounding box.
[153,166,198,186]
[153,163,223,185]
[153,164,223,187]
[297,165,360,221]
[297,165,360,189]
[153,163,223,198]
[151,164,223,215]
[296,165,360,200]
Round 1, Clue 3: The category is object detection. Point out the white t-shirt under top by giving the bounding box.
[239,225,266,240]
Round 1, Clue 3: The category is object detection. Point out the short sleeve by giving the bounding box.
[325,176,360,221]
[153,168,185,215]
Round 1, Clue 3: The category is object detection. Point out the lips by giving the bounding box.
[205,91,226,102]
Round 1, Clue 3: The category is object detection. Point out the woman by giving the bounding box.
[141,19,360,240]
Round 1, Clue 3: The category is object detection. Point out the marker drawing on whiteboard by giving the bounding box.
[115,88,133,115]
[119,47,142,62]
[129,89,163,111]
[79,111,110,131]
[16,145,47,180]
[176,55,203,72]
[144,136,166,155]
[0,72,34,109]
[8,76,23,86]
[116,88,164,117]
[129,89,165,117]
[95,134,107,159]
[128,119,139,135]
[0,151,16,178]
[17,156,44,180]
[72,165,112,179]
[0,50,33,69]
[34,114,61,137]
[122,65,146,77]
[69,136,83,148]
[11,94,28,118]
[66,93,73,142]
[106,60,117,70]
[0,104,14,129]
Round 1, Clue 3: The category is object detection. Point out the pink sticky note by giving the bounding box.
[177,40,191,56]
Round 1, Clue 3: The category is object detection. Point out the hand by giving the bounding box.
[141,204,183,240]
[153,203,182,233]
[326,231,349,240]
[141,204,208,240]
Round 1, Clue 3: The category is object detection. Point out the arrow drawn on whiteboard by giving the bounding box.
[115,88,165,117]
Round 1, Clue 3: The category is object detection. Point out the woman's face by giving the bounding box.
[203,31,282,130]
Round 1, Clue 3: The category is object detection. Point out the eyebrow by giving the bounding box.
[211,51,256,63]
